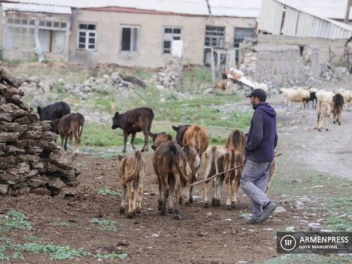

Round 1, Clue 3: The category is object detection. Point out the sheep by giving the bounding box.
[315,90,334,113]
[279,87,310,109]
[303,87,319,108]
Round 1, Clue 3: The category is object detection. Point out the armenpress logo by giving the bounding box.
[280,235,297,251]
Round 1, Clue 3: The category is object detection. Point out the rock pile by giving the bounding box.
[151,56,184,91]
[0,68,79,196]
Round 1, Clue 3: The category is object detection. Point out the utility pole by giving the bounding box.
[345,0,351,24]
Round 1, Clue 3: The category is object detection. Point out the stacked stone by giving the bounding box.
[0,68,79,196]
[152,56,184,92]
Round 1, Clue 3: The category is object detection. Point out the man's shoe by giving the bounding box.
[260,202,277,223]
[245,216,262,225]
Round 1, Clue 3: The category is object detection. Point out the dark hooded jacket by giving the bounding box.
[245,102,278,163]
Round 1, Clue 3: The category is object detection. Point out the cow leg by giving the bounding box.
[157,175,163,211]
[159,175,168,216]
[141,129,149,152]
[231,172,241,209]
[74,130,80,153]
[225,173,232,209]
[64,137,69,151]
[173,175,182,220]
[120,183,127,214]
[130,132,136,151]
[136,182,143,215]
[168,176,175,213]
[127,183,135,219]
[204,179,212,208]
[122,132,129,153]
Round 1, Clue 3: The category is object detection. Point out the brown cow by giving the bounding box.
[225,129,246,154]
[151,132,200,205]
[118,150,146,218]
[150,132,173,151]
[51,113,85,153]
[152,140,192,219]
[181,125,209,203]
[332,93,344,125]
[225,129,277,196]
[182,125,209,156]
[112,107,154,153]
[200,145,244,209]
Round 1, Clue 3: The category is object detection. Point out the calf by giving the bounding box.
[37,101,70,121]
[152,140,192,219]
[112,107,154,153]
[332,93,344,125]
[171,124,191,146]
[118,150,146,218]
[56,113,85,153]
[200,145,244,209]
[181,125,209,203]
[150,132,173,151]
[225,129,246,155]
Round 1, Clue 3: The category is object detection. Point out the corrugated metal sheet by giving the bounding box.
[278,0,352,20]
[2,3,71,14]
[258,0,352,39]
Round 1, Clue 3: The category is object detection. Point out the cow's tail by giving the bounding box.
[147,110,154,135]
[78,113,85,138]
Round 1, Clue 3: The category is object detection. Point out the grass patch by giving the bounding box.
[97,188,121,196]
[0,211,32,233]
[90,218,117,232]
[82,123,119,147]
[271,155,352,231]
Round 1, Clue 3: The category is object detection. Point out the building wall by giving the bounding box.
[69,10,256,67]
[0,8,71,61]
[257,34,348,64]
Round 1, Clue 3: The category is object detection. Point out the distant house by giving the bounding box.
[0,0,260,68]
[1,0,352,68]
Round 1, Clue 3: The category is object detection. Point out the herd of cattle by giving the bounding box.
[35,103,276,220]
[279,86,352,131]
[37,84,351,219]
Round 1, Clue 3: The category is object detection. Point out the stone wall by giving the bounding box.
[0,69,79,196]
[239,41,324,86]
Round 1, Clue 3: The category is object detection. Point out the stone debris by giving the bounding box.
[0,68,79,196]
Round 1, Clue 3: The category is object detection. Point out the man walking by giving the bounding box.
[241,89,278,224]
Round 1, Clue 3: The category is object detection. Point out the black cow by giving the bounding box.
[37,102,71,121]
[112,107,154,153]
[171,124,191,147]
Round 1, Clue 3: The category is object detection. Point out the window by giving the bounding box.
[121,26,139,52]
[163,27,181,54]
[77,23,97,51]
[5,18,35,51]
[233,27,255,62]
[204,26,225,48]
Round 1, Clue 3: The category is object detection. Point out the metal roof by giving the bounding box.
[2,2,71,14]
[1,0,351,20]
[258,0,352,39]
[278,0,352,20]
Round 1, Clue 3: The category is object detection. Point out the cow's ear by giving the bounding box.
[172,125,178,131]
[117,155,124,161]
[151,145,157,151]
[149,132,154,137]
[37,106,41,113]
[114,112,119,117]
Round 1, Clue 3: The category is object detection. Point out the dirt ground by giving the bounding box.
[1,82,352,263]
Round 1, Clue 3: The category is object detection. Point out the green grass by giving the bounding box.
[90,218,117,232]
